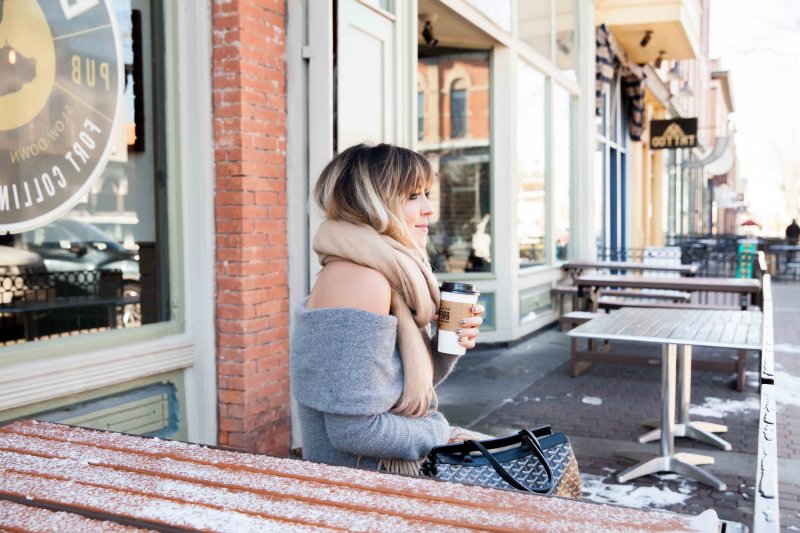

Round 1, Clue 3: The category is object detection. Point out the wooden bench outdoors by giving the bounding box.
[551,285,579,318]
[0,420,726,531]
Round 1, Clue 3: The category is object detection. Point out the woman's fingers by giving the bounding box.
[457,304,484,350]
[457,335,477,349]
[459,316,484,328]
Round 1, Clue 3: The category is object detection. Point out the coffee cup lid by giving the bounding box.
[440,281,479,295]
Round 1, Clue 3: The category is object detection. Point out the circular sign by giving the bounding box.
[0,0,122,234]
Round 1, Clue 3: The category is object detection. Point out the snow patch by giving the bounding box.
[582,396,603,406]
[580,473,693,509]
[690,396,759,418]
[774,343,800,354]
[774,363,800,407]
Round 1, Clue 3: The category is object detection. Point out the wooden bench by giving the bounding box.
[597,299,743,312]
[0,420,726,531]
[598,289,691,301]
[551,285,578,320]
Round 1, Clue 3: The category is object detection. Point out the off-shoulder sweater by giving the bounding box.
[289,301,461,470]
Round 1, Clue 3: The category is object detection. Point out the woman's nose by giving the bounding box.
[421,196,434,215]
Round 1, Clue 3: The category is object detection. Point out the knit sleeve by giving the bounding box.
[324,411,450,460]
[430,332,461,387]
[290,304,403,415]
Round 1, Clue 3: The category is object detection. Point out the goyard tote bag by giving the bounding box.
[420,426,582,499]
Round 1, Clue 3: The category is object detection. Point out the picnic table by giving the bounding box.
[568,307,763,490]
[575,274,761,312]
[0,420,725,532]
[563,260,697,279]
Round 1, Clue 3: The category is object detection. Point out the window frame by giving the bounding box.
[0,1,213,427]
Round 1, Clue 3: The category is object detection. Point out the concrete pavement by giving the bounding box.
[438,282,800,530]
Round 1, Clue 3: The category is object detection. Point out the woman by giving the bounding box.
[290,143,485,475]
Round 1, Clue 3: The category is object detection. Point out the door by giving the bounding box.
[337,0,395,148]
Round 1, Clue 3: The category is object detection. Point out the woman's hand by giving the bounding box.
[456,304,485,351]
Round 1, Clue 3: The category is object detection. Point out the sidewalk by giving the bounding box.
[438,282,800,530]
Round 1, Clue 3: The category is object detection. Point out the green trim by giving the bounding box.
[0,370,188,441]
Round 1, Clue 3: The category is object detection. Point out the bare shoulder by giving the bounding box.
[307,261,391,315]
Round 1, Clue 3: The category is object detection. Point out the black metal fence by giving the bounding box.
[598,236,798,280]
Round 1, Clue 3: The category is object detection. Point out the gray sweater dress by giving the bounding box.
[290,301,461,470]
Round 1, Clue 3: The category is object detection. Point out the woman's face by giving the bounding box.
[402,186,434,248]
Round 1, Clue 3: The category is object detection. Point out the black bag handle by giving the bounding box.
[467,430,555,494]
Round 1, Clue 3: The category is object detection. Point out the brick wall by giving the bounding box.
[212,0,290,454]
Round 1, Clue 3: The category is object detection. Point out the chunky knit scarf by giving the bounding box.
[313,219,440,418]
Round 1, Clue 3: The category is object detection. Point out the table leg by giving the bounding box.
[639,345,732,451]
[617,344,726,490]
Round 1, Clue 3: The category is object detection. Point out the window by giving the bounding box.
[553,85,573,261]
[517,60,547,267]
[464,0,511,32]
[417,91,424,141]
[555,0,577,80]
[450,80,467,139]
[595,73,628,256]
[519,0,551,60]
[418,49,491,274]
[0,0,170,346]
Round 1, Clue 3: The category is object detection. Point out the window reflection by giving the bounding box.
[517,61,546,268]
[418,50,491,274]
[0,0,169,346]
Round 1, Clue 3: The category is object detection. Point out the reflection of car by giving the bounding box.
[0,245,45,276]
[17,219,141,326]
[21,219,140,282]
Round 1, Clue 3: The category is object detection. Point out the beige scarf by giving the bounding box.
[313,219,440,418]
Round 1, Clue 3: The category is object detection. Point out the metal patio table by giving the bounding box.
[568,307,762,490]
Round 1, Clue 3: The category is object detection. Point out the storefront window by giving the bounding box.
[553,85,572,262]
[418,49,491,274]
[519,0,552,60]
[554,0,577,80]
[0,0,170,346]
[464,0,511,32]
[417,91,424,141]
[517,60,547,268]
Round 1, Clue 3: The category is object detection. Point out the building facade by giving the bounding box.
[1,0,733,454]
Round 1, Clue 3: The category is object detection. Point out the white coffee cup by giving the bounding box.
[437,282,480,355]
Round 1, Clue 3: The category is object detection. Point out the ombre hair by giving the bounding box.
[314,143,434,257]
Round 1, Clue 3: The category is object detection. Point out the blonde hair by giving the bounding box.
[314,143,434,259]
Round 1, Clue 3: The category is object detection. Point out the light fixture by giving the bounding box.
[668,61,683,81]
[422,20,438,47]
[654,51,665,69]
[640,30,653,48]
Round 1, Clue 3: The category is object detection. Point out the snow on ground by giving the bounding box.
[774,363,800,408]
[774,343,800,354]
[689,396,760,419]
[581,396,603,406]
[580,472,694,509]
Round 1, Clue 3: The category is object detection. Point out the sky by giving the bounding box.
[708,0,800,235]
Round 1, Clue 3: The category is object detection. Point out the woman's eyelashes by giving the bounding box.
[408,190,431,200]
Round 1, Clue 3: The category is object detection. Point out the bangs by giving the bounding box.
[407,153,434,193]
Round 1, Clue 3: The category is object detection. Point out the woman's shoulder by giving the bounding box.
[307,261,391,315]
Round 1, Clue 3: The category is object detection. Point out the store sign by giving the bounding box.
[649,118,698,150]
[0,0,122,234]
